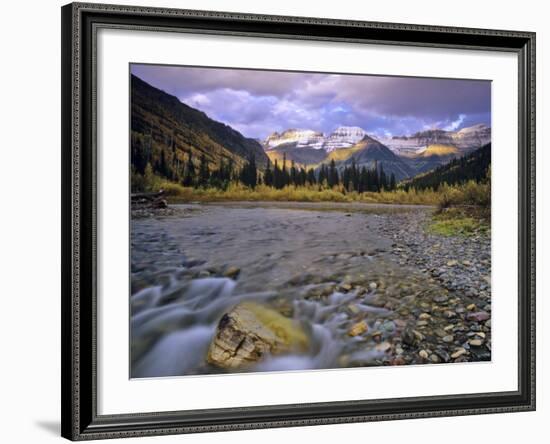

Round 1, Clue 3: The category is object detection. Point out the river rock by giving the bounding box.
[451,347,467,359]
[467,311,490,322]
[401,327,417,346]
[207,302,309,369]
[375,341,391,352]
[442,335,454,343]
[223,266,241,279]
[348,320,368,337]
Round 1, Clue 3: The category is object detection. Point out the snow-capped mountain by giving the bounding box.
[381,124,491,156]
[263,126,368,152]
[264,129,325,150]
[323,126,368,152]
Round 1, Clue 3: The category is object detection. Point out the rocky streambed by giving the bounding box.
[130,201,491,378]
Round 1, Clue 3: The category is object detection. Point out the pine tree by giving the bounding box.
[318,164,328,187]
[182,152,195,187]
[144,162,155,191]
[290,160,297,186]
[350,159,358,191]
[379,163,387,190]
[359,166,368,193]
[306,168,316,186]
[239,154,257,188]
[273,160,283,189]
[226,158,234,183]
[389,173,396,191]
[159,149,168,178]
[299,168,307,186]
[131,133,147,175]
[281,154,289,187]
[264,158,273,187]
[328,159,339,188]
[342,166,350,191]
[198,153,209,187]
[248,154,257,188]
[372,160,380,192]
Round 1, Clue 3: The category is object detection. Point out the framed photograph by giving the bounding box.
[61,2,536,440]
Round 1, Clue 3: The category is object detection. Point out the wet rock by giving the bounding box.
[152,199,168,209]
[223,266,241,279]
[451,347,467,359]
[467,311,490,322]
[376,341,391,352]
[369,282,378,290]
[381,321,396,333]
[470,347,491,361]
[435,349,451,363]
[390,357,406,365]
[207,302,309,369]
[371,330,383,342]
[401,327,415,346]
[337,253,353,260]
[185,258,206,268]
[348,321,368,337]
[292,273,325,286]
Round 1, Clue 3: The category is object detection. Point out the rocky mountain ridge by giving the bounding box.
[381,124,491,156]
[264,126,367,152]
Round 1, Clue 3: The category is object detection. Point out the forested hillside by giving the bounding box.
[405,143,491,191]
[131,75,268,191]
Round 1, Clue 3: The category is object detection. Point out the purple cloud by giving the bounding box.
[131,64,491,139]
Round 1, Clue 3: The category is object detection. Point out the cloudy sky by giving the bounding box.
[131,64,491,140]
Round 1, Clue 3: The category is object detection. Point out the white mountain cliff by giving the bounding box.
[323,126,367,152]
[264,129,325,150]
[263,126,368,152]
[381,124,491,157]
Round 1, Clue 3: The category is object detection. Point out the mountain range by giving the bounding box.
[131,74,490,184]
[381,124,491,157]
[262,124,490,181]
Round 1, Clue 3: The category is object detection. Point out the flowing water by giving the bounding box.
[130,202,435,378]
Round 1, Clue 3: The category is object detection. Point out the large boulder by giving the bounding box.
[207,302,309,369]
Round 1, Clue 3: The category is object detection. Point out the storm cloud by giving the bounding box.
[131,64,491,140]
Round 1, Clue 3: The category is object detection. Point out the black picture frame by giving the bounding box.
[61,2,536,440]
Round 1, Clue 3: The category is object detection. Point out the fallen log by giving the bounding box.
[131,190,165,201]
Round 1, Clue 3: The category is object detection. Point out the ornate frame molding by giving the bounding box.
[61,2,535,440]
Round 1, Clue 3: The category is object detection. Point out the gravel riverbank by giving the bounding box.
[130,202,491,377]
